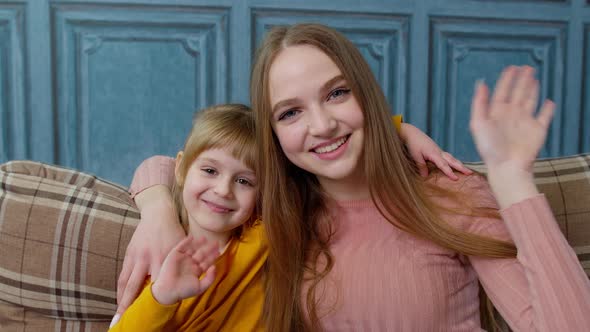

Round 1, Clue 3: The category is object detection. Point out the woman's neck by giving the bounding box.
[318,174,371,201]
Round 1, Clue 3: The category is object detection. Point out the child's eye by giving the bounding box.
[236,178,253,186]
[327,87,351,101]
[201,168,217,175]
[278,109,299,121]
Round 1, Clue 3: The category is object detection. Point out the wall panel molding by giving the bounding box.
[52,3,230,184]
[581,23,590,152]
[429,17,566,160]
[251,8,410,117]
[0,4,25,162]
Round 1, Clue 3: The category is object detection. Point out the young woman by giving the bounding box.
[248,24,589,331]
[118,23,590,331]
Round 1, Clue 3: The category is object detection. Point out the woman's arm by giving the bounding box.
[116,156,185,315]
[468,65,590,330]
[399,122,472,180]
[467,186,590,331]
[470,65,552,207]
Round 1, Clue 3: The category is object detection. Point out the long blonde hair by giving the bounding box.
[250,23,515,332]
[172,104,258,235]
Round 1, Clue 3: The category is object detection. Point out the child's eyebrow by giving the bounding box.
[198,157,220,165]
[241,170,256,177]
[199,157,256,176]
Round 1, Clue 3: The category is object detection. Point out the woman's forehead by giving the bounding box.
[268,45,343,104]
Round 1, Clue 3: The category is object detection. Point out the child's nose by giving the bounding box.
[214,178,232,197]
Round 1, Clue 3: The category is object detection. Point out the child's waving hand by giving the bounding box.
[151,236,220,305]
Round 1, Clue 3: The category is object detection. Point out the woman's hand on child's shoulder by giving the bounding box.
[151,236,219,305]
[400,123,473,180]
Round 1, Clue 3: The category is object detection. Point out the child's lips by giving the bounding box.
[203,200,233,213]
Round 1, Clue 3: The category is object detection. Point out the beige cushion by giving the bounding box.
[0,160,139,323]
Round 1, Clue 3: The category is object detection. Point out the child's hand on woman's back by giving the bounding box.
[151,236,220,305]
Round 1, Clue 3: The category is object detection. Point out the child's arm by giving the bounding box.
[151,235,219,305]
[399,122,473,180]
[109,236,219,330]
[109,279,177,332]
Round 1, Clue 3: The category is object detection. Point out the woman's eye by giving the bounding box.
[278,109,299,121]
[328,88,351,101]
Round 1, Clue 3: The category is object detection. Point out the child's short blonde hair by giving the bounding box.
[172,104,257,233]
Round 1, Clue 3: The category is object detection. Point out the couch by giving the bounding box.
[0,155,588,331]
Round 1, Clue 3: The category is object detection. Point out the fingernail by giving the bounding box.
[109,313,121,328]
[475,79,485,90]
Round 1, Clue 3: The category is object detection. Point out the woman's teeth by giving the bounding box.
[314,136,348,154]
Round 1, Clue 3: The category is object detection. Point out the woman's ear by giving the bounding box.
[175,151,184,185]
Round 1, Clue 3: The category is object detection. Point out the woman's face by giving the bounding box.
[268,45,365,192]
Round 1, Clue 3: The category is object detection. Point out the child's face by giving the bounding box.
[182,148,257,239]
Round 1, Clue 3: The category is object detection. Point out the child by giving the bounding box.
[109,104,266,331]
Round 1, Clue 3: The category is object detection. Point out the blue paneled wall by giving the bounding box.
[2,0,589,185]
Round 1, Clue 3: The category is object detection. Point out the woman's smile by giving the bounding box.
[310,134,351,159]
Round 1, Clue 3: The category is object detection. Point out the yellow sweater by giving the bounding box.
[392,114,402,132]
[109,222,268,332]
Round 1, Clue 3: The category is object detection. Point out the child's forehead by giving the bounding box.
[198,146,255,171]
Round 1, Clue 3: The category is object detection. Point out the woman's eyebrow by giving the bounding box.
[271,75,346,115]
[321,75,346,94]
[272,98,299,115]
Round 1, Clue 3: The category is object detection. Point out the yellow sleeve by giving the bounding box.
[108,281,179,332]
[392,115,403,132]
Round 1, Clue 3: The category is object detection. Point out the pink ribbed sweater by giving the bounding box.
[130,156,590,331]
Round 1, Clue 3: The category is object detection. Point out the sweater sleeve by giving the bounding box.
[108,280,180,332]
[467,193,590,331]
[128,155,175,198]
[392,115,403,132]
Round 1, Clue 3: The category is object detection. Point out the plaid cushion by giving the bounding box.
[466,153,590,278]
[0,160,139,327]
[0,299,109,332]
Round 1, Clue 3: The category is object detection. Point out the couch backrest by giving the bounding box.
[0,160,139,323]
[0,154,588,325]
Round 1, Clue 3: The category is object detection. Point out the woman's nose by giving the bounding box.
[307,105,337,137]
